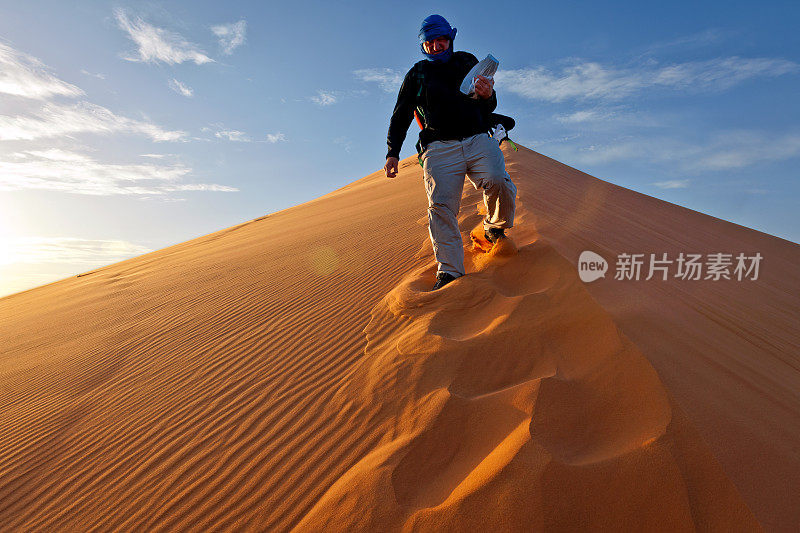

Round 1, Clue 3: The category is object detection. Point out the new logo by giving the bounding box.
[578,250,608,283]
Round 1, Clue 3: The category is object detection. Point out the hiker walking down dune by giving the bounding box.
[384,14,517,291]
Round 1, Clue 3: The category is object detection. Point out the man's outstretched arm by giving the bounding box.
[385,68,417,178]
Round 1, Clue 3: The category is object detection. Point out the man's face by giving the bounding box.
[423,36,450,55]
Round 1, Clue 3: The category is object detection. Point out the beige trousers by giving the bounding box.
[422,133,517,277]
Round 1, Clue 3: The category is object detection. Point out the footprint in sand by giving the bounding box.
[295,186,752,532]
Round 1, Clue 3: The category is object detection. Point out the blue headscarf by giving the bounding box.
[418,14,457,63]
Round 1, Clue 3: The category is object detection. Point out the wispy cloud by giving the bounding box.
[554,109,617,123]
[211,20,246,55]
[168,78,193,97]
[0,42,84,99]
[0,42,216,203]
[0,101,185,141]
[641,29,728,55]
[334,136,353,153]
[497,57,798,102]
[159,184,238,192]
[550,106,659,130]
[691,131,800,170]
[1,237,152,266]
[115,8,213,65]
[0,42,184,143]
[311,90,337,106]
[652,57,798,90]
[208,128,286,143]
[0,149,236,196]
[265,132,286,143]
[214,129,249,142]
[544,130,800,172]
[653,179,690,189]
[80,69,106,80]
[354,68,403,93]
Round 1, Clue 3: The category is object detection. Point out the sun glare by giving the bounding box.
[0,235,18,266]
[0,204,22,265]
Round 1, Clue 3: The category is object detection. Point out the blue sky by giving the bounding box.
[0,0,798,297]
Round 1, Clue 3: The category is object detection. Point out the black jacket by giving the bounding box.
[386,51,497,159]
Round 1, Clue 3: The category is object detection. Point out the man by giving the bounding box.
[384,14,517,291]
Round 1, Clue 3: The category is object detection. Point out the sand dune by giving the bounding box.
[0,143,790,531]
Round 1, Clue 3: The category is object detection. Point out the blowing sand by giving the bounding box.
[1,143,795,531]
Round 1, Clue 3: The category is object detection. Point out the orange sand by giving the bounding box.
[1,143,793,531]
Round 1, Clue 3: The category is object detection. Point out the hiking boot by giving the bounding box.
[485,228,506,243]
[432,272,458,291]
